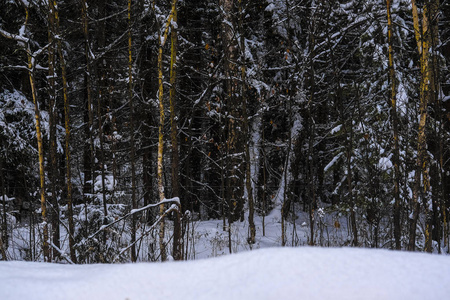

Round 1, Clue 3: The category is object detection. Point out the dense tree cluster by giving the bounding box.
[0,0,449,262]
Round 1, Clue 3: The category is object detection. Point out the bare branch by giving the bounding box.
[76,197,180,246]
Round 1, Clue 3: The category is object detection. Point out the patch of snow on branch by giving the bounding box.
[378,157,393,170]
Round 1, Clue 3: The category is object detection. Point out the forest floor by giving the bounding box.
[185,208,319,259]
[4,204,449,262]
[182,206,449,259]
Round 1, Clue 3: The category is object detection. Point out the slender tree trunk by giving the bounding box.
[29,47,50,263]
[169,0,182,260]
[95,0,109,239]
[410,0,426,251]
[387,0,402,250]
[220,117,227,232]
[81,0,95,198]
[81,0,95,246]
[281,122,291,247]
[221,0,244,223]
[427,0,440,252]
[262,129,267,236]
[170,0,179,201]
[128,0,138,263]
[345,108,357,246]
[157,43,166,262]
[143,148,153,224]
[238,0,255,245]
[157,8,174,262]
[47,2,60,260]
[420,0,432,254]
[244,108,256,245]
[307,8,317,246]
[52,0,76,263]
[409,0,437,252]
[308,118,316,246]
[0,156,8,260]
[98,87,109,234]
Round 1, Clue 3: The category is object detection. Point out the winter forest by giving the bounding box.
[0,0,449,265]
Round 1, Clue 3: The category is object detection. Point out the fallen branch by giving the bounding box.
[49,242,74,265]
[75,197,180,248]
[114,204,179,262]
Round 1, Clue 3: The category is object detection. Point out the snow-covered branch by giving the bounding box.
[79,197,181,245]
[0,27,29,44]
[115,204,180,261]
[49,242,75,265]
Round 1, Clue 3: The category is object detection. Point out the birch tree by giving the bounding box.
[409,0,440,252]
[0,3,50,261]
[156,4,175,261]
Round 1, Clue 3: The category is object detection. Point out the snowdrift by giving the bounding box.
[0,247,449,300]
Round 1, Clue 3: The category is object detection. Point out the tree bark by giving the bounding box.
[237,0,256,245]
[47,2,60,260]
[81,0,95,208]
[387,0,402,250]
[0,156,8,260]
[157,8,174,262]
[52,0,77,263]
[169,0,182,261]
[221,0,244,223]
[409,0,438,252]
[128,0,138,263]
[30,43,50,263]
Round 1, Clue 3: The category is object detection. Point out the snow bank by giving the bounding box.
[0,247,449,300]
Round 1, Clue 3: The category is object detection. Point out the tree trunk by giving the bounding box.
[221,0,244,223]
[80,0,95,248]
[29,45,50,262]
[95,0,109,242]
[387,0,402,250]
[409,0,438,252]
[47,2,60,260]
[128,0,138,263]
[307,7,317,246]
[237,0,256,245]
[157,43,166,262]
[345,106,357,246]
[157,8,174,262]
[52,0,76,263]
[169,0,182,261]
[0,156,8,260]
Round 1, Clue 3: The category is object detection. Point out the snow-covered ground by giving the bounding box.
[1,247,449,300]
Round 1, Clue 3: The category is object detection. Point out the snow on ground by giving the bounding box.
[181,212,309,260]
[1,247,449,300]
